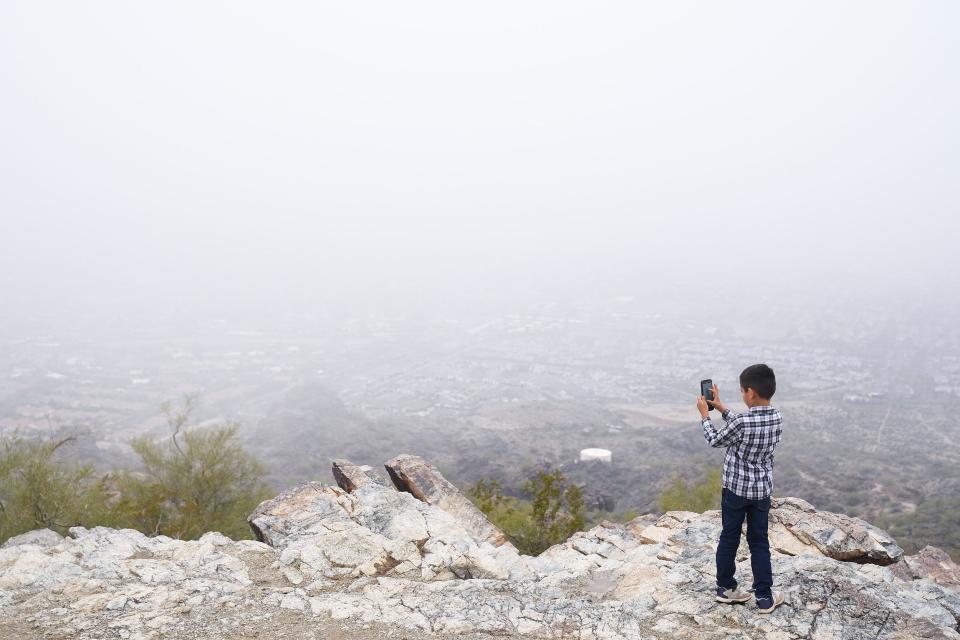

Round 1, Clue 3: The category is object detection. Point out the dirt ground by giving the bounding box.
[0,610,529,640]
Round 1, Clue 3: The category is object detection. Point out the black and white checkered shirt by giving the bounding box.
[701,405,782,500]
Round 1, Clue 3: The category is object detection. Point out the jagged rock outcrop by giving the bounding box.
[331,458,389,492]
[1,528,64,549]
[385,454,515,549]
[769,497,904,565]
[892,545,960,588]
[248,479,532,582]
[1,454,959,640]
[0,526,280,638]
[630,498,904,566]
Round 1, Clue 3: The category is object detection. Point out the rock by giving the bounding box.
[247,482,354,548]
[331,459,389,493]
[347,482,429,545]
[279,593,305,610]
[892,545,960,588]
[771,497,904,565]
[2,453,957,640]
[624,513,658,537]
[633,510,701,544]
[248,482,398,579]
[384,454,513,549]
[247,479,532,583]
[534,520,640,584]
[768,520,826,557]
[1,528,64,549]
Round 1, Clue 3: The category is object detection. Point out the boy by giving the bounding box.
[696,363,784,614]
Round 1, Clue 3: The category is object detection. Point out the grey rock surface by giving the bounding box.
[0,529,64,549]
[0,455,958,640]
[769,497,904,565]
[331,458,389,493]
[247,475,533,583]
[892,545,960,588]
[384,454,515,549]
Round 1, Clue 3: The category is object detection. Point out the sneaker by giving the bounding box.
[756,592,784,613]
[715,586,751,603]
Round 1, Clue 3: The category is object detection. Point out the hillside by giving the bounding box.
[1,455,959,640]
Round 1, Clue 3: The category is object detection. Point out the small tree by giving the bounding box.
[467,478,508,514]
[468,470,587,555]
[0,433,113,542]
[516,470,586,555]
[112,394,272,540]
[659,467,722,513]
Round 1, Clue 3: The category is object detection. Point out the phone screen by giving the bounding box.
[700,380,714,403]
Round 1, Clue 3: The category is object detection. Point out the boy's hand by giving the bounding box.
[710,384,726,413]
[697,395,710,418]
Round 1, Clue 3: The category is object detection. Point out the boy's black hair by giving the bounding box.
[740,363,776,399]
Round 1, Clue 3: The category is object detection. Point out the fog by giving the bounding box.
[2,2,959,330]
[5,3,960,568]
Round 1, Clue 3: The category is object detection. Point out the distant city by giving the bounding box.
[1,291,959,557]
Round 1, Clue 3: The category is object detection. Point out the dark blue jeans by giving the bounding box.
[716,487,772,598]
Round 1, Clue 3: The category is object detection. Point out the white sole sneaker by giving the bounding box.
[715,591,751,604]
[757,592,784,613]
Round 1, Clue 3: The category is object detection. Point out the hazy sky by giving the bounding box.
[2,2,958,325]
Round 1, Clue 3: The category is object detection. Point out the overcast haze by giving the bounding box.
[5,3,960,571]
[2,2,958,328]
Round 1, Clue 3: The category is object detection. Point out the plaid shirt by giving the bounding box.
[701,405,782,500]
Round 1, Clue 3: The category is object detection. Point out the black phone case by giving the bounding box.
[700,379,714,409]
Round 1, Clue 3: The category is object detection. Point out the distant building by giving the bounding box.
[579,448,612,463]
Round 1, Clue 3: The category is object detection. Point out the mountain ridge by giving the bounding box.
[1,454,958,640]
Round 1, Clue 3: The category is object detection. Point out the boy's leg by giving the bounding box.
[745,496,773,599]
[716,488,747,591]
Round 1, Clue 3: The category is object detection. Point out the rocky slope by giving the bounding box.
[1,454,959,640]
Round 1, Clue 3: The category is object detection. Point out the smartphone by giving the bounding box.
[700,379,715,410]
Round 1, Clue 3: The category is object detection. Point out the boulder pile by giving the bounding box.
[1,454,958,640]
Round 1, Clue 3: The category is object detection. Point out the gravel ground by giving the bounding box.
[0,609,530,640]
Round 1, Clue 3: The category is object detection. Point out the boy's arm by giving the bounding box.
[702,413,744,448]
[720,406,739,422]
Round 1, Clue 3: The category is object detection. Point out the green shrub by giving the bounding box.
[468,469,586,555]
[658,467,722,513]
[0,395,273,546]
[110,394,273,540]
[0,434,114,541]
